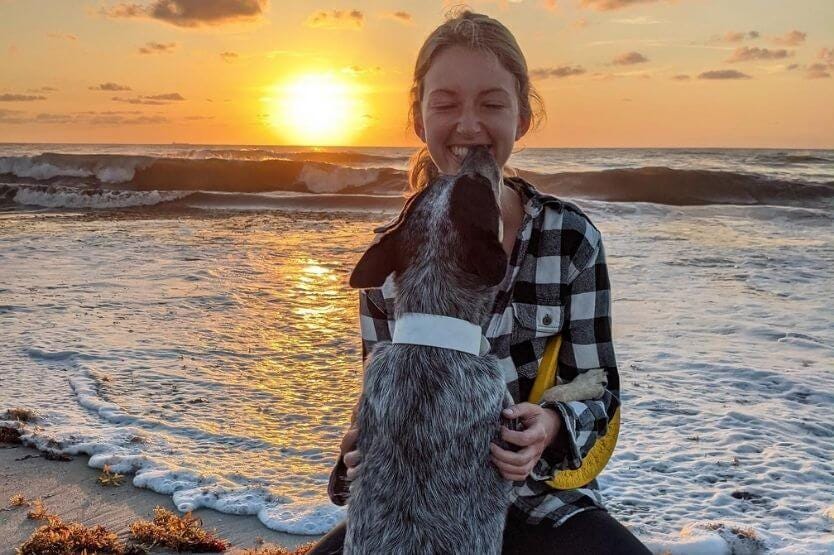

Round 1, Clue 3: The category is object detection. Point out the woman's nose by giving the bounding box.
[455,105,483,137]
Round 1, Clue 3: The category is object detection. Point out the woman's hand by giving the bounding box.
[490,403,561,481]
[340,425,362,481]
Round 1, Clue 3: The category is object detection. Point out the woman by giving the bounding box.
[311,10,650,554]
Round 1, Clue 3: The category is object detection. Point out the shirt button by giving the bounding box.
[542,314,553,326]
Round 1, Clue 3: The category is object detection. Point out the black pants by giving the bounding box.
[307,508,651,554]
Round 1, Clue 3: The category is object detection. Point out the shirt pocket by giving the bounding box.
[511,302,564,339]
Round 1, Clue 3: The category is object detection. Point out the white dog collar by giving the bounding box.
[392,313,490,356]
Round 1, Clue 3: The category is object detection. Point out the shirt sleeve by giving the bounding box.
[532,237,622,477]
[328,288,392,506]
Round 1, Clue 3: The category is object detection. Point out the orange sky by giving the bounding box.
[1,0,833,148]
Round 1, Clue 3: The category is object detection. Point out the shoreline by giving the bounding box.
[0,443,321,554]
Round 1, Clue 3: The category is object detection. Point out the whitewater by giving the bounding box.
[1,144,833,553]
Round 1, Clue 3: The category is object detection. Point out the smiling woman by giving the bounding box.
[268,73,367,146]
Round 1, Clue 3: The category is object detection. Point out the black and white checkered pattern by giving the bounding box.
[344,176,621,527]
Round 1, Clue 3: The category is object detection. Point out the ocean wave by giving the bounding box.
[0,153,408,195]
[1,184,190,209]
[520,167,834,207]
[177,148,410,165]
[3,156,832,209]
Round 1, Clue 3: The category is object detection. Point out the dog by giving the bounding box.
[345,146,512,554]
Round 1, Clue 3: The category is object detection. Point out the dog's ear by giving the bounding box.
[450,174,508,287]
[349,231,401,289]
[350,190,425,288]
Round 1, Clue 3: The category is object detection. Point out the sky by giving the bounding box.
[1,0,833,148]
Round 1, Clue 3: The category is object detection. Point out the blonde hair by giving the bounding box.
[406,8,545,193]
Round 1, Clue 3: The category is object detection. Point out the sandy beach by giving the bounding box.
[0,443,319,554]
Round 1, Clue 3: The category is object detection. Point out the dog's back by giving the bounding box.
[345,342,510,555]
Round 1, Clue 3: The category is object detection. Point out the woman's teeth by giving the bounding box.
[449,145,491,163]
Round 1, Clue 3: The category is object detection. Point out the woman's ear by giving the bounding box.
[515,113,531,141]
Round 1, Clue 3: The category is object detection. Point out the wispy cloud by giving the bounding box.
[531,65,587,79]
[671,74,690,80]
[708,30,759,44]
[101,0,267,28]
[611,16,660,24]
[771,30,806,47]
[342,65,382,76]
[580,0,662,11]
[89,82,132,91]
[138,41,178,55]
[305,9,363,30]
[698,69,752,80]
[806,63,830,79]
[220,51,238,62]
[112,93,185,105]
[611,51,649,65]
[381,11,412,25]
[726,46,792,62]
[46,32,78,41]
[27,86,59,93]
[0,93,47,102]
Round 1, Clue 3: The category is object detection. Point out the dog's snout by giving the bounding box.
[459,145,500,184]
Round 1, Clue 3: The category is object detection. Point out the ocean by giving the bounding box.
[1,144,832,553]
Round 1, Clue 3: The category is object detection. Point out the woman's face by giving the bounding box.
[416,45,530,175]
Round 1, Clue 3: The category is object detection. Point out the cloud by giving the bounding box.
[571,18,590,29]
[342,65,382,76]
[771,30,806,46]
[220,51,238,62]
[111,93,185,105]
[0,109,169,125]
[611,51,648,65]
[27,86,59,93]
[143,93,185,101]
[806,63,830,79]
[102,0,267,28]
[698,69,752,80]
[726,46,792,62]
[818,47,834,66]
[89,82,132,91]
[382,11,412,24]
[0,93,47,101]
[305,9,363,29]
[47,33,78,41]
[580,0,661,11]
[612,16,660,24]
[531,65,587,79]
[138,41,178,54]
[671,74,690,80]
[708,30,759,44]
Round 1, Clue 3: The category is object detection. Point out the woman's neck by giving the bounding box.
[500,183,524,257]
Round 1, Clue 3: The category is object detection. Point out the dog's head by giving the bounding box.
[350,146,507,295]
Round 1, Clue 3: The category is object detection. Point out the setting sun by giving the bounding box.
[268,73,366,146]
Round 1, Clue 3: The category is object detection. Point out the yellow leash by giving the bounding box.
[527,336,621,489]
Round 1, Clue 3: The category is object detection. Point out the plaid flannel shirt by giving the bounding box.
[329,176,621,527]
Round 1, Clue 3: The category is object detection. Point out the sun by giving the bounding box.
[268,73,366,146]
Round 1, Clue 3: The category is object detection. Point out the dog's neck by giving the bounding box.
[391,313,490,356]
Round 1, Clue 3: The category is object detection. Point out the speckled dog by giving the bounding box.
[345,146,512,555]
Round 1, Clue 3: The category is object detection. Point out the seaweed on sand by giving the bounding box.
[242,544,314,554]
[18,517,124,554]
[98,464,126,487]
[129,506,229,552]
[4,408,38,422]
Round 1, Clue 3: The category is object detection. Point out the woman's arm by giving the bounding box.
[532,238,621,477]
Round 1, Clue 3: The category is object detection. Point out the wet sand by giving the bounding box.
[0,443,320,554]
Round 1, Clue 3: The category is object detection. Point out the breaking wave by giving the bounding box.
[1,152,832,210]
